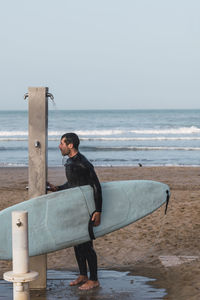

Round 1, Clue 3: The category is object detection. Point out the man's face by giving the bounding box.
[59,138,72,156]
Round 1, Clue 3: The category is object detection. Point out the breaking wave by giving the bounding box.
[0,126,200,141]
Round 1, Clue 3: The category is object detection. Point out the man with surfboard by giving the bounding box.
[48,132,102,290]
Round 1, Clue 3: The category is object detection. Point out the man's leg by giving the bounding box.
[79,241,100,290]
[69,245,88,286]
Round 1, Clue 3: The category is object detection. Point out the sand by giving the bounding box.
[0,166,200,299]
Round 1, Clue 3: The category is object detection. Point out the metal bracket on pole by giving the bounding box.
[24,92,54,101]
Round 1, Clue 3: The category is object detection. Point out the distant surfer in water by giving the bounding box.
[48,132,102,290]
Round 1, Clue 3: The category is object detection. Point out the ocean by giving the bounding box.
[0,109,200,167]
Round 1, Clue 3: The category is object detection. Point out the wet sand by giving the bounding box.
[0,166,200,299]
[0,269,167,299]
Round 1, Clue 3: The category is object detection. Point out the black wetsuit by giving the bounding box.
[58,152,102,281]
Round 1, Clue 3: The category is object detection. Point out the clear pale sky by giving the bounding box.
[1,0,200,110]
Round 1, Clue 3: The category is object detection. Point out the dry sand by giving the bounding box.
[0,166,200,299]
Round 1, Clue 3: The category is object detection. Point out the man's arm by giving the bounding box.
[47,182,69,192]
[88,166,102,226]
[57,182,69,191]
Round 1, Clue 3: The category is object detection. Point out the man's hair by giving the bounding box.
[61,132,80,150]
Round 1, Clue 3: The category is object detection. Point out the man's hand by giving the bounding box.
[47,182,58,192]
[91,212,101,226]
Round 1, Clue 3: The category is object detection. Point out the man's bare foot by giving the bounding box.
[79,280,100,290]
[69,275,88,286]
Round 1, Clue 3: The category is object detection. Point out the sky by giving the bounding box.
[0,0,200,110]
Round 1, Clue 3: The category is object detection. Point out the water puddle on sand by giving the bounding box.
[0,269,167,300]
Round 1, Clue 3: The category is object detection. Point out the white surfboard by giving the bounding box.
[0,180,170,260]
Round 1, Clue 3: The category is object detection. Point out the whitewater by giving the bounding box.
[0,109,200,166]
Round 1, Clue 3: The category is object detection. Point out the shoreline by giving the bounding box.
[0,166,200,299]
[1,164,200,168]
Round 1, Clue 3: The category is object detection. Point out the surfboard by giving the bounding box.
[0,180,170,260]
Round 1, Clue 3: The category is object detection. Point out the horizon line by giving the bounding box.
[1,108,200,112]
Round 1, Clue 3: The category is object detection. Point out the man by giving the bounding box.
[48,132,102,290]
